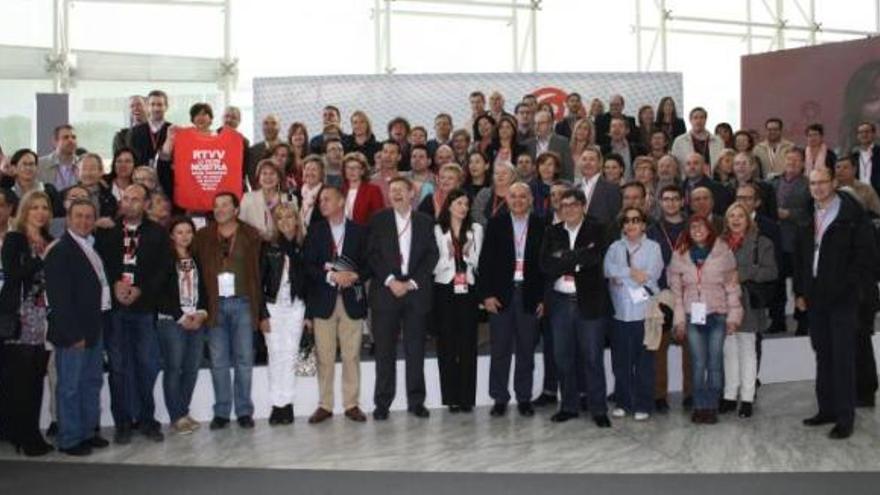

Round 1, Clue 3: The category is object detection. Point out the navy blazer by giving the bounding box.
[45,232,104,347]
[477,212,545,313]
[367,208,438,310]
[303,219,371,320]
[851,144,880,199]
[581,178,622,226]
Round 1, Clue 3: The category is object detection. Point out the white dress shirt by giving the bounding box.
[859,147,873,185]
[69,229,112,311]
[344,186,359,220]
[384,209,417,289]
[580,174,600,211]
[553,220,582,294]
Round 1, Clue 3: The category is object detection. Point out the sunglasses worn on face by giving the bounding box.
[623,217,643,225]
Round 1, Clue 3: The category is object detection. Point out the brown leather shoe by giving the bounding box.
[344,407,367,422]
[308,408,333,424]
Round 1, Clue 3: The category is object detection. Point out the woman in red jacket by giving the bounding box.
[341,152,384,226]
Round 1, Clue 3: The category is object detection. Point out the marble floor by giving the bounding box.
[1,380,878,474]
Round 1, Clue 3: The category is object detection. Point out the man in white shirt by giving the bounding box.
[852,122,880,198]
[671,107,725,170]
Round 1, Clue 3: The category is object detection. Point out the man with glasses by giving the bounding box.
[794,166,874,439]
[647,184,692,412]
[852,122,880,198]
[755,118,794,178]
[539,188,612,427]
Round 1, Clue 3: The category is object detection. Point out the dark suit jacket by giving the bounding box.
[130,122,171,167]
[477,213,545,313]
[524,134,574,181]
[600,140,647,173]
[367,209,438,310]
[554,116,578,139]
[595,112,637,148]
[0,230,51,317]
[579,177,622,226]
[793,192,874,309]
[540,219,612,319]
[94,218,170,313]
[303,219,371,320]
[45,232,104,347]
[851,144,880,199]
[683,175,733,216]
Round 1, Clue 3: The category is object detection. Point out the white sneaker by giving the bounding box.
[634,412,650,421]
[184,415,201,430]
[173,418,195,435]
[611,408,626,418]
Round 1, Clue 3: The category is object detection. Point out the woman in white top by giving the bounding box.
[297,155,324,231]
[239,159,295,240]
[432,188,483,413]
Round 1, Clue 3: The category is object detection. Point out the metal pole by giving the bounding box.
[809,0,816,45]
[374,0,381,74]
[384,0,392,73]
[635,0,642,71]
[776,0,785,50]
[530,0,537,72]
[659,0,667,71]
[223,0,231,106]
[61,0,70,92]
[512,1,519,72]
[746,0,753,54]
[876,0,879,32]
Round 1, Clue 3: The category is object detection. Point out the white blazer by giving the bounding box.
[238,190,298,239]
[433,223,483,285]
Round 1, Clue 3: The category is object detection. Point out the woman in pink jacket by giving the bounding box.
[667,215,742,425]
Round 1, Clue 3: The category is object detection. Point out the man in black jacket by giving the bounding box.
[478,182,545,418]
[46,200,112,456]
[794,166,874,439]
[304,186,371,424]
[682,152,733,216]
[95,184,170,444]
[129,90,173,194]
[367,177,439,420]
[540,189,613,427]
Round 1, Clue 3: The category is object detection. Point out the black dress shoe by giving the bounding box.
[803,414,835,426]
[856,397,875,408]
[718,399,737,414]
[448,405,461,413]
[738,402,753,418]
[283,404,295,424]
[532,393,558,407]
[373,408,389,421]
[60,443,92,456]
[550,411,578,423]
[517,402,535,417]
[237,415,255,428]
[828,424,853,439]
[140,423,165,441]
[209,417,230,430]
[654,399,670,413]
[268,406,284,425]
[593,414,611,428]
[459,405,473,413]
[408,405,430,418]
[46,422,58,437]
[682,396,693,410]
[16,439,54,457]
[87,435,110,448]
[114,425,132,445]
[489,403,507,417]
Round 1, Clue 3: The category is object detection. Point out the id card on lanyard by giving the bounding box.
[218,232,237,297]
[689,261,707,325]
[513,219,527,282]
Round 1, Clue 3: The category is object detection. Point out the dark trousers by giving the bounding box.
[809,302,857,428]
[611,320,654,413]
[372,292,428,410]
[488,287,538,404]
[434,284,478,407]
[537,314,559,396]
[0,344,49,448]
[548,292,607,415]
[105,309,160,428]
[856,303,878,403]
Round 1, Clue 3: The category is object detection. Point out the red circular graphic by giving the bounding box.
[532,87,568,121]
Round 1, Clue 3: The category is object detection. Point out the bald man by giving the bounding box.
[681,152,733,216]
[247,114,282,182]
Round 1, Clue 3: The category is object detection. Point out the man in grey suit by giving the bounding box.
[575,145,622,226]
[525,110,574,181]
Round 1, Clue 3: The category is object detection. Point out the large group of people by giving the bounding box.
[0,87,878,459]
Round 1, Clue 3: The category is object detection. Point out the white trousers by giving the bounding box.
[266,297,305,407]
[723,332,757,402]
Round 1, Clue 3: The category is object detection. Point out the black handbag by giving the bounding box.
[742,237,775,309]
[0,312,21,340]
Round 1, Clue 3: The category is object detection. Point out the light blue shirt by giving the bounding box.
[603,235,663,322]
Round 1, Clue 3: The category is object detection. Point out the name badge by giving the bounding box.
[218,272,236,297]
[453,272,468,294]
[514,259,524,282]
[192,216,208,231]
[121,272,135,285]
[689,302,708,325]
[558,275,576,293]
[629,287,650,304]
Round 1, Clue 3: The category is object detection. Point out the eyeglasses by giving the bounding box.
[622,217,644,225]
[560,201,582,209]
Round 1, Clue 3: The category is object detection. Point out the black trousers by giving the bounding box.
[809,302,857,428]
[856,303,879,402]
[488,287,538,404]
[0,343,49,447]
[372,293,428,410]
[434,283,478,407]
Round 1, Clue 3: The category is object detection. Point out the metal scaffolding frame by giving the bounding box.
[44,0,236,103]
[372,0,541,74]
[633,0,880,72]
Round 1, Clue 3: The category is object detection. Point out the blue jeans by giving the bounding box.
[104,309,161,427]
[687,313,726,410]
[157,318,205,422]
[549,292,608,415]
[55,339,104,450]
[611,319,654,414]
[208,297,254,419]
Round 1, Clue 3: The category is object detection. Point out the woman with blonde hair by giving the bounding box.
[349,110,382,167]
[260,201,307,425]
[239,159,295,240]
[569,118,595,175]
[719,202,777,418]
